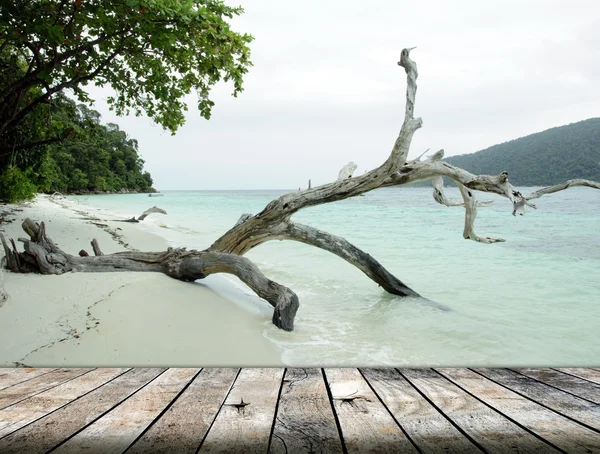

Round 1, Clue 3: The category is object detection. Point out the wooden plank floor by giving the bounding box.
[0,368,599,453]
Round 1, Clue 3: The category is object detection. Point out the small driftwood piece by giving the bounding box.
[121,206,167,223]
[91,239,103,256]
[1,48,599,331]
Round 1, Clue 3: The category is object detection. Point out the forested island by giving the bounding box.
[443,118,600,186]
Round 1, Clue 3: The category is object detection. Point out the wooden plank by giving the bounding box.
[475,368,600,431]
[269,368,344,454]
[361,368,481,453]
[0,369,57,390]
[52,368,199,454]
[0,368,92,409]
[0,368,164,454]
[198,368,284,453]
[438,368,600,453]
[401,368,558,453]
[513,369,600,404]
[0,368,129,438]
[127,368,238,454]
[324,368,418,453]
[555,368,600,385]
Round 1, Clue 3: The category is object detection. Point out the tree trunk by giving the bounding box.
[2,219,299,331]
[2,48,599,331]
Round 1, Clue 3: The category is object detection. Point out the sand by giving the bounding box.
[0,196,284,367]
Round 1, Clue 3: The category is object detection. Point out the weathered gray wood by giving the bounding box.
[7,220,300,331]
[281,222,420,298]
[417,151,492,210]
[90,238,103,256]
[361,368,481,453]
[0,368,92,410]
[383,153,599,243]
[127,368,238,454]
[456,182,505,243]
[401,368,558,453]
[0,368,129,438]
[523,180,600,199]
[556,368,600,385]
[269,368,344,454]
[438,368,600,453]
[513,369,600,404]
[136,206,167,221]
[474,368,600,431]
[0,368,57,391]
[199,368,284,453]
[52,368,198,454]
[0,368,164,454]
[4,46,599,332]
[324,368,418,453]
[337,162,357,180]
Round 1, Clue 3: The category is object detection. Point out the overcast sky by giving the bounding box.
[86,0,600,190]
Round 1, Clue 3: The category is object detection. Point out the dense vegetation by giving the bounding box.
[444,118,600,186]
[0,93,154,202]
[1,0,252,152]
[0,0,252,201]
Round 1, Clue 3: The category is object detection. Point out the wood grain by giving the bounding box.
[0,368,164,454]
[127,368,238,454]
[361,368,481,453]
[0,368,56,390]
[325,368,418,453]
[269,368,344,454]
[513,368,600,403]
[199,368,284,453]
[52,368,199,454]
[474,368,600,431]
[438,368,600,453]
[555,368,600,385]
[0,367,599,452]
[0,368,92,410]
[402,368,557,453]
[0,368,129,438]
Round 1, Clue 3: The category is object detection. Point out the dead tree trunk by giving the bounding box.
[2,219,299,330]
[2,48,599,331]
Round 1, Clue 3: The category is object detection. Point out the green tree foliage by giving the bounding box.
[25,99,156,194]
[0,166,37,202]
[0,0,253,159]
[0,88,156,201]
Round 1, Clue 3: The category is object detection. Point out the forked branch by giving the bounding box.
[2,48,599,332]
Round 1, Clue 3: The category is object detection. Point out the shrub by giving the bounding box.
[0,167,37,203]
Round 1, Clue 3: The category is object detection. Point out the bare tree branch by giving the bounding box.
[523,180,600,200]
[2,48,599,332]
[282,222,420,297]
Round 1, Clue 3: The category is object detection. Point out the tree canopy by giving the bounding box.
[0,0,253,157]
[0,94,155,202]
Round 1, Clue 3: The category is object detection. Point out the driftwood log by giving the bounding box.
[121,206,167,223]
[2,48,599,331]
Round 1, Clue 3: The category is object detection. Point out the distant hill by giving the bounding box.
[442,118,600,186]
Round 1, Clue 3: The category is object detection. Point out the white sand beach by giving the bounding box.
[0,196,284,367]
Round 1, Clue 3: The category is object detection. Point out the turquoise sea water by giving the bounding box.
[68,187,600,366]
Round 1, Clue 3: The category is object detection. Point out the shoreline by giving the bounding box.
[0,195,284,367]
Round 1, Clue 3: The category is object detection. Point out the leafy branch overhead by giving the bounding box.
[0,0,253,151]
